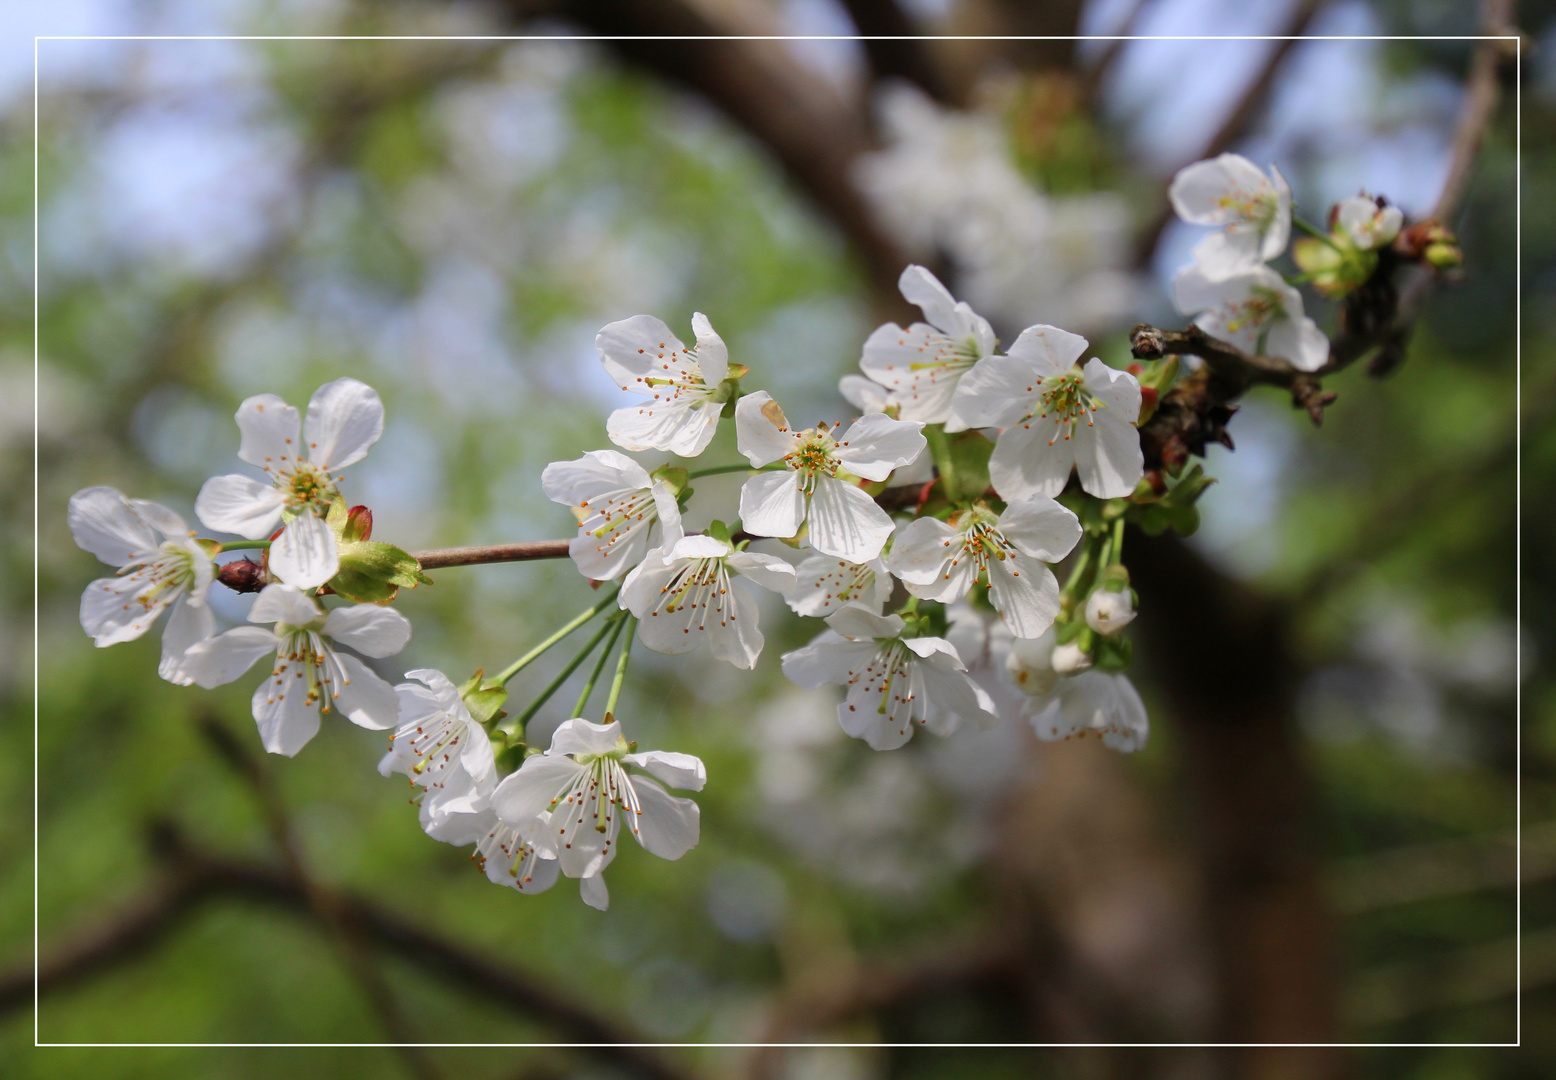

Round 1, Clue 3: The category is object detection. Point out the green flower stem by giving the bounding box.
[508,615,621,735]
[572,614,627,718]
[924,424,957,502]
[1109,517,1126,566]
[1293,214,1343,250]
[1059,535,1100,602]
[217,540,272,552]
[496,586,621,685]
[603,615,637,720]
[687,463,784,480]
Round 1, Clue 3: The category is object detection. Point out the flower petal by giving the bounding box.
[825,606,904,641]
[491,756,586,829]
[897,264,959,331]
[235,393,301,472]
[948,354,1037,430]
[998,495,1083,562]
[806,476,894,562]
[606,399,721,457]
[734,391,798,467]
[625,774,700,860]
[550,717,623,757]
[989,421,1076,502]
[1074,413,1145,500]
[690,312,728,384]
[725,551,798,597]
[268,513,340,591]
[884,516,956,585]
[1005,324,1090,378]
[323,603,412,658]
[623,750,707,792]
[705,584,765,669]
[331,653,402,730]
[183,627,278,689]
[596,314,693,391]
[1167,153,1270,224]
[158,594,216,686]
[251,664,322,757]
[780,633,874,688]
[839,373,892,414]
[738,470,806,540]
[249,583,322,627]
[985,554,1060,639]
[833,412,926,482]
[579,873,610,910]
[195,474,285,539]
[303,378,384,471]
[1190,225,1264,280]
[1266,315,1330,373]
[68,487,159,566]
[79,572,170,647]
[541,450,651,506]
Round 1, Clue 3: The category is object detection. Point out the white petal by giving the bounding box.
[884,516,956,585]
[738,470,806,540]
[303,378,384,471]
[183,627,279,689]
[158,594,216,686]
[985,554,1060,639]
[624,750,707,792]
[825,606,904,641]
[68,487,158,566]
[331,653,402,730]
[596,314,693,390]
[690,312,729,384]
[540,450,651,506]
[897,264,959,331]
[549,717,623,757]
[235,393,301,472]
[948,354,1037,430]
[1005,324,1090,379]
[79,573,170,646]
[579,873,610,910]
[989,422,1075,502]
[667,534,734,561]
[916,648,998,734]
[1188,227,1264,281]
[734,391,798,467]
[650,480,684,550]
[839,374,892,414]
[251,660,322,757]
[625,775,700,860]
[195,474,285,540]
[706,584,765,669]
[1264,164,1294,258]
[404,667,462,713]
[833,412,926,481]
[1074,414,1145,500]
[724,551,797,597]
[780,633,874,688]
[323,603,412,658]
[1266,316,1330,373]
[806,476,894,562]
[858,322,966,426]
[491,757,585,828]
[787,555,889,618]
[1083,358,1142,421]
[606,399,721,457]
[268,514,340,590]
[998,495,1083,562]
[124,499,187,541]
[1167,153,1269,224]
[249,583,322,627]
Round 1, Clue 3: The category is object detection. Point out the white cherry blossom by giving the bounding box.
[787,554,893,618]
[620,534,796,669]
[68,487,216,686]
[379,669,498,827]
[952,324,1143,501]
[1085,588,1136,635]
[1168,153,1292,279]
[781,607,996,751]
[474,812,563,897]
[1174,264,1329,372]
[1004,628,1059,696]
[195,378,384,590]
[1336,196,1403,250]
[542,450,684,581]
[182,584,408,756]
[734,391,925,562]
[1025,671,1149,753]
[597,312,733,457]
[858,265,996,429]
[1050,641,1094,675]
[839,376,935,487]
[489,718,705,906]
[886,496,1080,639]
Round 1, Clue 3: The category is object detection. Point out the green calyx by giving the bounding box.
[1293,234,1377,298]
[323,496,430,603]
[457,668,510,730]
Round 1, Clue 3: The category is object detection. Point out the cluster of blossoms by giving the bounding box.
[71,153,1439,911]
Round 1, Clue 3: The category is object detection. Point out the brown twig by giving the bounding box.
[414,540,571,569]
[198,718,440,1080]
[1132,0,1329,267]
[838,0,953,104]
[12,827,698,1080]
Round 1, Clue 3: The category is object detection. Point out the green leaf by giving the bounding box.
[945,431,994,504]
[328,569,399,604]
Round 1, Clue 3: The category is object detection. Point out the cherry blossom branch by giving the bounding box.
[413,540,571,568]
[9,825,700,1080]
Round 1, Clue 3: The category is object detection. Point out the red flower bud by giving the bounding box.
[344,505,373,542]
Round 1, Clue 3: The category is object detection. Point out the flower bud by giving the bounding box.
[343,504,373,542]
[1051,641,1093,676]
[1085,588,1136,635]
[1424,241,1463,270]
[216,558,267,593]
[1006,631,1058,696]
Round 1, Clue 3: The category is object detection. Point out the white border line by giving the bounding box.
[30,29,1524,1051]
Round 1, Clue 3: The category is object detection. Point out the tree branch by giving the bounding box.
[11,827,698,1080]
[414,540,572,569]
[838,0,953,104]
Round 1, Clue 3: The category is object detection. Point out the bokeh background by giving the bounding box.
[3,0,1546,1078]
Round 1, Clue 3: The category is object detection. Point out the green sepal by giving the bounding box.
[457,668,510,729]
[1055,615,1085,645]
[494,740,528,775]
[195,538,223,559]
[1058,490,1110,535]
[706,519,733,545]
[650,465,689,498]
[1093,634,1133,672]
